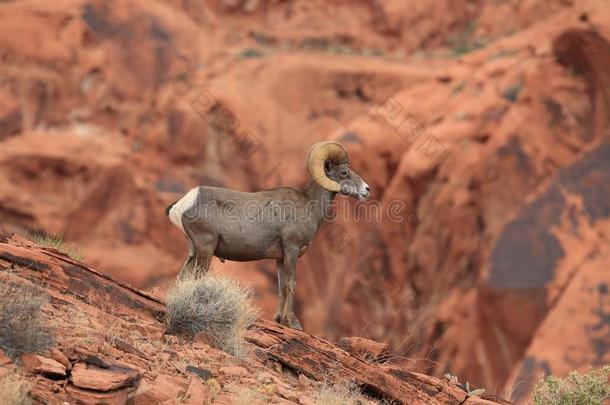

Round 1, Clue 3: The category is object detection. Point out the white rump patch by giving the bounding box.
[169,187,200,233]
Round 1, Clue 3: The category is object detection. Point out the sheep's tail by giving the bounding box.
[165,200,178,216]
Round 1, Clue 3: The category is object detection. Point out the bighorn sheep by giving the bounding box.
[166,141,370,330]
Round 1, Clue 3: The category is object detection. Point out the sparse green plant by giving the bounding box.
[465,381,485,397]
[444,372,459,385]
[452,81,467,94]
[176,390,189,403]
[29,231,83,261]
[237,48,265,59]
[502,82,522,102]
[490,48,520,60]
[313,380,366,405]
[448,21,486,56]
[532,365,610,405]
[0,282,54,360]
[206,378,221,400]
[0,374,32,405]
[444,373,485,397]
[250,31,275,46]
[165,275,259,358]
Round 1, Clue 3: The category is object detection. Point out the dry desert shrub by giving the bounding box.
[313,380,367,405]
[29,232,83,261]
[532,365,610,405]
[165,275,259,358]
[0,373,32,405]
[232,388,264,405]
[0,282,54,360]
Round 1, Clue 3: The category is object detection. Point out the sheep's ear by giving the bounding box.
[324,160,331,173]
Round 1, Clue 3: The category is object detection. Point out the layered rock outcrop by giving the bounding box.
[0,234,509,404]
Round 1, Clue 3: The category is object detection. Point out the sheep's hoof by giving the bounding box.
[274,314,303,331]
[284,316,303,331]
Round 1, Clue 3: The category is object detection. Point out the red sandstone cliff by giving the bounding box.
[0,0,608,401]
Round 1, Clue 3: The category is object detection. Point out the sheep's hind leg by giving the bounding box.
[177,239,197,281]
[191,236,216,279]
[181,226,217,279]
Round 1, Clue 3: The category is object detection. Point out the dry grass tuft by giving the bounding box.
[313,380,367,405]
[165,275,259,358]
[29,232,83,261]
[0,374,32,405]
[533,365,610,405]
[232,388,264,405]
[0,282,54,360]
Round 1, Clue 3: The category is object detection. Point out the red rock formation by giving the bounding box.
[0,234,509,404]
[21,354,67,378]
[0,0,609,401]
[337,336,390,362]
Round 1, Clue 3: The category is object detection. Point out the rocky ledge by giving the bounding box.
[0,234,510,404]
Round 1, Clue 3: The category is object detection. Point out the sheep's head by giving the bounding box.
[306,141,370,200]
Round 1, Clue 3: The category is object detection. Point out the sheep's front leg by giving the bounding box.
[278,249,302,330]
[273,259,285,324]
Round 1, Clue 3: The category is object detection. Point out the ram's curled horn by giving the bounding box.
[306,141,350,192]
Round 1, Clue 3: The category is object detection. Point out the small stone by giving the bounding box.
[66,384,132,405]
[298,373,313,387]
[132,381,162,405]
[183,377,210,404]
[50,349,70,369]
[245,330,280,348]
[298,395,315,405]
[70,362,139,391]
[337,336,390,362]
[112,338,146,358]
[185,365,213,380]
[277,385,298,401]
[133,374,188,403]
[84,355,111,369]
[219,366,248,376]
[21,353,66,377]
[0,349,12,366]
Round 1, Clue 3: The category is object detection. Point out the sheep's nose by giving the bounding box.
[362,184,370,198]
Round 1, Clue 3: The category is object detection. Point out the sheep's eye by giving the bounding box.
[340,170,349,177]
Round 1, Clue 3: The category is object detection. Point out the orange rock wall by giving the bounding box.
[1,0,609,400]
